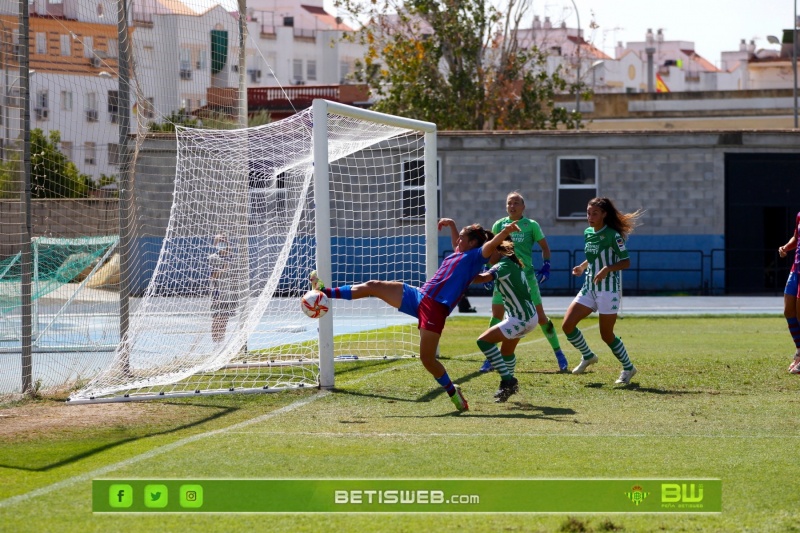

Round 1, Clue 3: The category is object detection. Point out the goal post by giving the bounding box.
[66,100,438,403]
[313,100,437,389]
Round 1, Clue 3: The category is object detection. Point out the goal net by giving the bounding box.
[68,100,437,402]
[0,236,120,394]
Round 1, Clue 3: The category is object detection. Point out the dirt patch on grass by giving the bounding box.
[0,400,211,442]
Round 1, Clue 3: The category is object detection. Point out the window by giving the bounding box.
[84,142,97,165]
[60,141,73,160]
[86,92,97,110]
[401,158,441,220]
[36,90,49,110]
[292,59,303,82]
[108,143,120,166]
[107,38,118,58]
[143,97,155,119]
[83,36,93,58]
[339,60,350,83]
[307,60,316,81]
[108,90,119,123]
[35,32,46,55]
[60,34,71,56]
[179,48,191,70]
[557,156,598,219]
[197,49,207,70]
[85,92,98,122]
[61,90,73,111]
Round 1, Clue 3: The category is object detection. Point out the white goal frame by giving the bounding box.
[313,100,438,389]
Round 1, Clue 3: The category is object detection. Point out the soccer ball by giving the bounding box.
[301,290,329,319]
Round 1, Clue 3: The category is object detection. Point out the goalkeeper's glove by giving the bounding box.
[536,260,551,284]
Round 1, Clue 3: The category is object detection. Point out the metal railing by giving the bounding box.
[443,248,794,297]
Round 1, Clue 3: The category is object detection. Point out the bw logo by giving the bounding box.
[662,483,703,503]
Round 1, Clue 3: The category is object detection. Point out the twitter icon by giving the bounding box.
[144,484,168,508]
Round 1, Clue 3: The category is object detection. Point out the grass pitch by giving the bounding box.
[1,316,798,532]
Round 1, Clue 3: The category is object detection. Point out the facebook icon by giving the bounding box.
[109,484,133,508]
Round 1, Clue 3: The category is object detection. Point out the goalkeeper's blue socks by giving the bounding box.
[323,286,352,300]
[435,371,457,396]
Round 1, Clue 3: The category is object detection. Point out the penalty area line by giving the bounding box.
[0,390,328,509]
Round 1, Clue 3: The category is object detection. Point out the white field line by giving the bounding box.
[0,324,595,508]
[218,431,800,439]
[0,391,328,509]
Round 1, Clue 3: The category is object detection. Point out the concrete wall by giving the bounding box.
[0,198,118,257]
[4,130,797,294]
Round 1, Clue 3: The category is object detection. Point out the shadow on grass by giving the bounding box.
[585,382,702,395]
[330,358,403,377]
[333,385,577,421]
[0,402,236,472]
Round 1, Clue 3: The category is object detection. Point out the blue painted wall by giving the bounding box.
[439,234,725,295]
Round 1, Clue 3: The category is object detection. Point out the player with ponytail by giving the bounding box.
[315,219,519,412]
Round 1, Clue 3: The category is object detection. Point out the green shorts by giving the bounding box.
[492,268,542,307]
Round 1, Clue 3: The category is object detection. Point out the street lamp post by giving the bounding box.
[645,28,656,93]
[569,0,581,113]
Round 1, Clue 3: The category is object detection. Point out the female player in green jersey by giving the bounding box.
[473,238,538,402]
[562,197,644,385]
[480,191,568,373]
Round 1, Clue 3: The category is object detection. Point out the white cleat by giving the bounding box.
[571,355,598,374]
[615,366,638,385]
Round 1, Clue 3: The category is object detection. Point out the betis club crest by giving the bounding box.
[626,485,650,506]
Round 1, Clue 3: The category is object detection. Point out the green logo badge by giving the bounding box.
[626,485,650,506]
[109,484,133,508]
[180,484,204,508]
[144,484,168,508]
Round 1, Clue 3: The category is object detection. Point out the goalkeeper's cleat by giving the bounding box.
[571,355,598,374]
[615,366,637,385]
[450,385,469,412]
[788,354,800,373]
[309,270,325,291]
[494,377,519,403]
[479,359,494,373]
[555,349,569,372]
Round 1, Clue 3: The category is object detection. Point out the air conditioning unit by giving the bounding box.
[248,69,261,83]
[232,64,238,72]
[34,107,48,120]
[90,56,102,68]
[292,78,305,85]
[86,109,98,122]
[84,158,96,165]
[180,68,192,80]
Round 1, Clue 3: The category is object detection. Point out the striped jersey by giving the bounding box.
[580,225,629,293]
[492,216,544,275]
[492,257,537,321]
[421,246,487,313]
[792,212,800,274]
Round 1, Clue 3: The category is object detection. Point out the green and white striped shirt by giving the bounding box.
[492,257,537,321]
[580,225,629,293]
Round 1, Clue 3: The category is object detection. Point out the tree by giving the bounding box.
[30,129,92,198]
[0,129,92,199]
[336,0,582,130]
